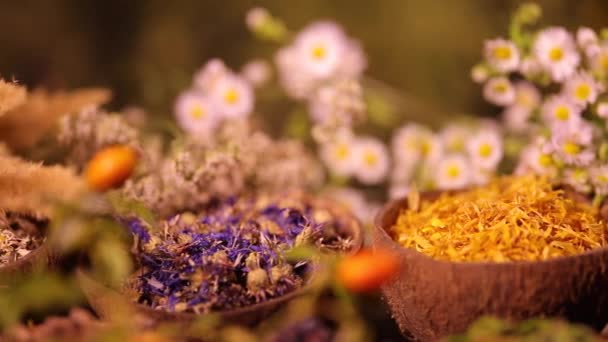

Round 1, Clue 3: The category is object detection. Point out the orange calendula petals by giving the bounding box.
[337,249,400,293]
[391,175,608,262]
[85,145,137,192]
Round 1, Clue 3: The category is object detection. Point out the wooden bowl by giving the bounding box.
[79,194,363,329]
[372,192,608,341]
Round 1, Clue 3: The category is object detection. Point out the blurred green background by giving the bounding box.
[1,0,606,119]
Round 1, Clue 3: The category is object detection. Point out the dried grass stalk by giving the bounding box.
[0,154,85,216]
[0,87,111,150]
[0,79,26,117]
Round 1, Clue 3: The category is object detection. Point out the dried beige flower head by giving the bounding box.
[0,87,111,150]
[0,79,26,117]
[0,154,85,216]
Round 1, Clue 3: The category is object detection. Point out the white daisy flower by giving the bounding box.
[576,27,600,57]
[483,77,515,106]
[502,81,541,132]
[533,27,580,82]
[502,106,532,133]
[484,38,520,73]
[590,165,608,195]
[309,79,365,127]
[193,59,228,92]
[551,121,595,166]
[597,102,608,119]
[245,7,270,31]
[591,43,608,78]
[241,59,271,88]
[466,129,503,170]
[471,167,492,186]
[435,154,471,190]
[352,137,390,185]
[389,183,410,200]
[275,21,366,99]
[319,133,356,177]
[563,72,601,106]
[541,95,583,128]
[516,144,556,177]
[174,91,220,136]
[519,56,543,78]
[514,81,541,110]
[208,74,254,119]
[390,159,416,186]
[392,124,443,165]
[471,65,489,83]
[439,124,470,153]
[564,167,592,194]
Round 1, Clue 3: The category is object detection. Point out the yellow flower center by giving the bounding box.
[538,154,553,167]
[363,151,378,166]
[420,140,432,157]
[549,47,564,62]
[446,164,461,179]
[493,82,508,93]
[600,55,608,71]
[335,144,350,160]
[598,174,608,183]
[493,46,512,60]
[191,105,205,119]
[224,88,239,104]
[478,143,493,158]
[311,45,327,60]
[562,142,580,155]
[554,105,570,121]
[575,84,591,101]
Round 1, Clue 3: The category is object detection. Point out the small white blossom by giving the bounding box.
[390,159,416,186]
[352,137,389,185]
[389,183,410,200]
[319,133,356,177]
[471,167,492,186]
[516,144,556,177]
[484,38,520,73]
[209,74,254,119]
[533,27,580,82]
[471,65,489,83]
[174,91,220,136]
[392,124,443,165]
[483,77,515,106]
[439,124,470,153]
[467,129,503,170]
[576,27,600,57]
[591,43,608,78]
[241,59,271,88]
[193,59,229,92]
[563,72,601,106]
[519,56,543,78]
[541,95,583,128]
[551,121,595,166]
[597,102,608,119]
[590,165,608,195]
[502,81,541,132]
[435,154,471,190]
[309,79,365,127]
[564,167,592,194]
[246,7,270,31]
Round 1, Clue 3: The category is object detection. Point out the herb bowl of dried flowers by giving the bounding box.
[80,192,362,328]
[0,210,48,277]
[373,175,608,341]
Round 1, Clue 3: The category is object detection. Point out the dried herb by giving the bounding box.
[392,175,608,262]
[126,194,353,313]
[0,211,45,266]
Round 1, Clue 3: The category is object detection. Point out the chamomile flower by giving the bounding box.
[519,56,542,78]
[597,102,608,119]
[174,91,219,136]
[591,43,608,78]
[193,59,228,92]
[471,167,492,186]
[503,106,533,132]
[466,129,503,170]
[241,59,271,88]
[435,154,471,190]
[471,65,489,83]
[484,38,520,73]
[439,124,470,153]
[275,21,366,99]
[516,144,556,177]
[563,72,601,106]
[352,137,389,185]
[533,27,580,82]
[390,159,416,186]
[209,74,254,119]
[551,121,595,166]
[319,133,356,177]
[483,77,515,106]
[576,27,600,57]
[309,79,365,127]
[541,95,583,128]
[392,124,442,165]
[502,81,541,132]
[564,167,592,194]
[590,165,608,195]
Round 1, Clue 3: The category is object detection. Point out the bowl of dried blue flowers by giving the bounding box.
[81,192,362,327]
[0,210,48,277]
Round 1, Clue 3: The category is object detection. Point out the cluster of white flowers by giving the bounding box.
[175,59,255,137]
[389,122,503,197]
[475,17,608,197]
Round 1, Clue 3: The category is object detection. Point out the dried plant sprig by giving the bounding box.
[0,79,26,117]
[0,154,85,216]
[392,175,608,262]
[0,210,45,265]
[0,88,110,150]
